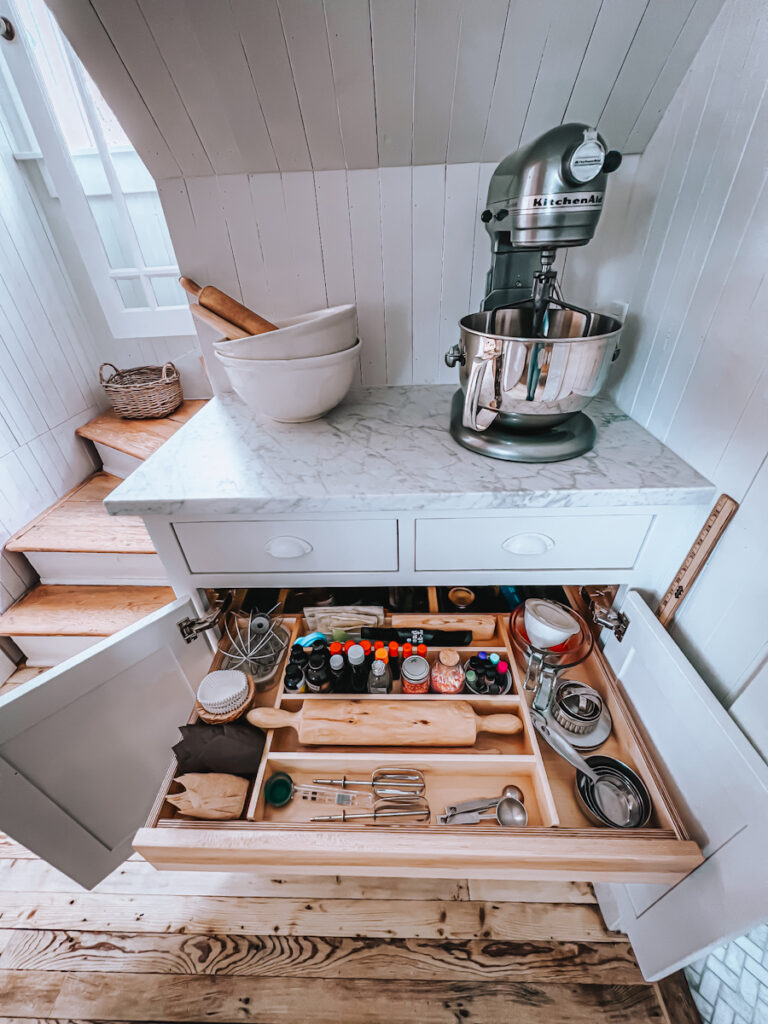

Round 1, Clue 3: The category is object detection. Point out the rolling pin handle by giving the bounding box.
[476,712,524,736]
[246,707,297,731]
[179,276,203,298]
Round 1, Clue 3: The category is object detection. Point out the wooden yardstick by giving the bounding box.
[656,494,739,627]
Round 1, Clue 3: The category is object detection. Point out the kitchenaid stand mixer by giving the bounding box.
[445,124,623,463]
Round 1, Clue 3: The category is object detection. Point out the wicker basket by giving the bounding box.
[99,362,183,419]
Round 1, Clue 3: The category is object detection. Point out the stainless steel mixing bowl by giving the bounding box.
[449,306,622,433]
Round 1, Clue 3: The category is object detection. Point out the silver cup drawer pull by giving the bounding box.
[264,536,314,559]
[502,532,556,555]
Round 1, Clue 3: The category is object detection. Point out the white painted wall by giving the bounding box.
[51,0,727,175]
[48,0,725,390]
[158,158,639,391]
[0,96,102,621]
[600,0,768,749]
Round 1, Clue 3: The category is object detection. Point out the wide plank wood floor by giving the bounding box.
[0,834,699,1023]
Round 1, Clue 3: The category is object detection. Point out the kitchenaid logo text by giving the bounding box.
[515,191,604,210]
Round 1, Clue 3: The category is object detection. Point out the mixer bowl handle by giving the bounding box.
[462,353,498,432]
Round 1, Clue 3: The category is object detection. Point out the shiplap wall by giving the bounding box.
[49,0,725,388]
[52,0,726,174]
[0,100,102,618]
[603,0,768,735]
[157,158,639,391]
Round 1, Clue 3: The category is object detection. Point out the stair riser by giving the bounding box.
[93,442,143,479]
[0,648,16,686]
[25,551,166,586]
[8,635,99,668]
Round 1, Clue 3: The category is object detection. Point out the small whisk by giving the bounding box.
[219,605,289,690]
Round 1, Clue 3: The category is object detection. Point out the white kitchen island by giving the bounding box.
[105,387,714,598]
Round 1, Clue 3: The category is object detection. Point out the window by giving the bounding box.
[0,0,192,337]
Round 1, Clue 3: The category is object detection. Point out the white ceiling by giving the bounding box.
[50,0,725,181]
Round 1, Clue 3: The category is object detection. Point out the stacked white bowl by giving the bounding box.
[213,304,360,423]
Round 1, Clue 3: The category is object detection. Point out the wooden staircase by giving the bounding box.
[0,584,175,667]
[5,473,164,585]
[76,400,207,477]
[0,402,207,676]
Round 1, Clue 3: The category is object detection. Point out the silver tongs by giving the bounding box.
[312,766,426,798]
[311,796,430,823]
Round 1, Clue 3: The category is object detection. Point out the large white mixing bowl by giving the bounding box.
[213,304,356,361]
[215,340,360,422]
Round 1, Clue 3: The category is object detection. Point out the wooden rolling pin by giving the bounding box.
[180,277,278,336]
[390,614,496,642]
[247,700,522,747]
[189,302,249,340]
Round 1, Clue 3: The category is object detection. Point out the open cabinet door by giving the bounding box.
[0,597,211,888]
[596,591,768,980]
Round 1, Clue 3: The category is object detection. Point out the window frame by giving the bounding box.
[0,0,192,338]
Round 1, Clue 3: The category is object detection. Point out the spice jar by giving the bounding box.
[401,654,430,694]
[430,649,464,694]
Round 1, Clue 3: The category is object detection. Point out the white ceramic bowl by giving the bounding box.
[215,339,360,422]
[213,304,356,361]
[524,599,580,650]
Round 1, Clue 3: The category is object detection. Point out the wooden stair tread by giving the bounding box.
[76,400,208,460]
[0,664,50,697]
[6,473,155,555]
[0,585,175,637]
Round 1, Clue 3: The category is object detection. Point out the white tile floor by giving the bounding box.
[686,925,768,1024]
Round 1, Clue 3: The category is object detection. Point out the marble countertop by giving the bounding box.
[106,387,714,517]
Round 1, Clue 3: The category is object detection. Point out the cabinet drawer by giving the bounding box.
[175,519,398,574]
[415,514,651,571]
[136,610,701,884]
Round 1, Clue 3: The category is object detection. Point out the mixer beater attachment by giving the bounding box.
[489,249,594,342]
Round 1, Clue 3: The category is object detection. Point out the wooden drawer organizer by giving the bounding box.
[137,605,703,882]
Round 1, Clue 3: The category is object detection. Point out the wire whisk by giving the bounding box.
[219,606,289,690]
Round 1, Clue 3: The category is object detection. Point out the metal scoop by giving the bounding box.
[531,711,636,826]
[438,794,528,827]
[440,784,525,819]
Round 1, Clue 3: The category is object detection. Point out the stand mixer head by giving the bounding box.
[446,124,624,463]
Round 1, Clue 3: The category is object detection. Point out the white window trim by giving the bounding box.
[0,0,192,338]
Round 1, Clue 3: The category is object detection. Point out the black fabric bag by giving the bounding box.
[172,721,266,775]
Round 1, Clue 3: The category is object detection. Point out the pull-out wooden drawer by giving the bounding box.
[135,610,701,883]
[415,514,652,571]
[174,518,399,574]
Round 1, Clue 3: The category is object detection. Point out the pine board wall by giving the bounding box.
[603,0,768,748]
[0,99,102,621]
[49,0,725,390]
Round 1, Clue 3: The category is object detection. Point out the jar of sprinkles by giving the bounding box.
[430,649,464,694]
[401,654,430,694]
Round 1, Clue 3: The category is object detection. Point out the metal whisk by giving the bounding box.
[219,606,289,689]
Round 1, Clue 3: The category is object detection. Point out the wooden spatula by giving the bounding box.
[247,700,523,747]
[180,277,278,336]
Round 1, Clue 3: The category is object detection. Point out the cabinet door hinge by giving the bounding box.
[580,585,629,642]
[177,591,233,643]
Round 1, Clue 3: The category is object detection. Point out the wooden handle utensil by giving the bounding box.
[247,700,523,747]
[390,614,496,641]
[180,277,278,336]
[189,303,249,340]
